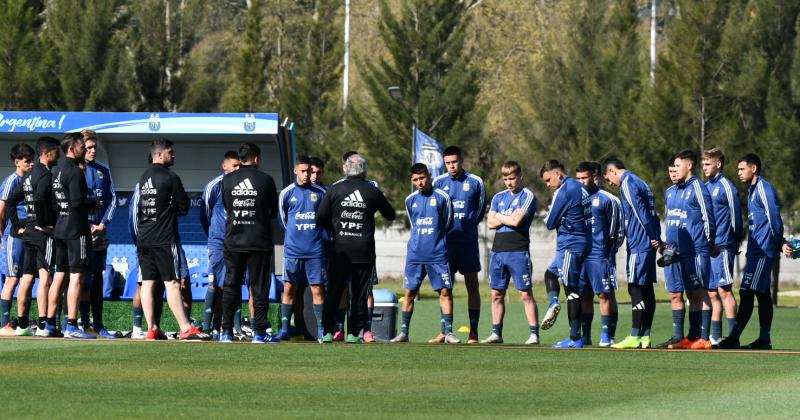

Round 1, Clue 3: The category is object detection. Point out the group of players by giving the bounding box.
[0,132,795,348]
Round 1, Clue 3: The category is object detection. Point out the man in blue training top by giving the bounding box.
[701,148,742,344]
[200,150,241,338]
[602,158,661,349]
[483,161,540,345]
[0,144,34,336]
[432,145,486,344]
[277,155,328,342]
[575,162,623,348]
[539,160,591,349]
[390,163,457,343]
[717,154,786,350]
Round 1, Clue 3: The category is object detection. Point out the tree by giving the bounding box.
[220,0,269,112]
[0,0,45,110]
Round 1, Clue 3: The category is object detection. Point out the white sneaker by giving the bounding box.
[35,327,51,337]
[15,326,33,336]
[389,332,409,343]
[481,333,503,344]
[710,336,722,346]
[525,333,540,345]
[541,302,561,330]
[444,333,461,344]
[131,326,146,340]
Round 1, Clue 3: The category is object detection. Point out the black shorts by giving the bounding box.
[138,244,182,282]
[54,236,91,273]
[22,236,54,276]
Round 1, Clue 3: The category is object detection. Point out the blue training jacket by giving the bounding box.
[544,176,591,253]
[586,185,624,260]
[405,188,453,264]
[200,174,226,251]
[0,173,25,237]
[706,174,743,250]
[746,176,784,258]
[490,187,537,252]
[619,171,661,253]
[433,171,486,245]
[675,176,716,257]
[664,184,681,246]
[85,160,116,226]
[279,182,328,259]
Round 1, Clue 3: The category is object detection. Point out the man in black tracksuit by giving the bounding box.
[316,153,395,343]
[136,138,208,340]
[221,142,278,343]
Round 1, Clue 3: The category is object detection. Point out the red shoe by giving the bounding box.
[179,326,211,341]
[690,338,712,350]
[0,322,15,337]
[363,331,376,343]
[146,328,168,341]
[333,330,344,342]
[668,337,693,349]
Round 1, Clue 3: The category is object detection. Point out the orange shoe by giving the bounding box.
[467,332,479,344]
[668,337,693,349]
[690,338,712,350]
[427,332,445,343]
[363,331,376,343]
[0,323,15,337]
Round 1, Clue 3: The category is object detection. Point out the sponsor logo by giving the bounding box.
[141,178,156,195]
[340,210,364,220]
[233,198,256,207]
[443,185,450,191]
[295,211,316,220]
[232,178,257,196]
[290,196,297,202]
[453,200,465,209]
[341,190,366,208]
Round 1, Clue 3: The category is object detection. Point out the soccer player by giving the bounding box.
[220,143,279,343]
[717,154,784,350]
[575,162,623,347]
[701,148,742,344]
[483,161,539,345]
[3,137,59,336]
[136,138,209,341]
[390,163,457,343]
[316,153,395,344]
[277,155,328,341]
[432,146,486,344]
[200,150,241,337]
[602,158,660,349]
[0,144,34,335]
[539,160,591,348]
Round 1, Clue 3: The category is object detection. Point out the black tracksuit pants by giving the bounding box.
[222,250,272,334]
[323,258,374,335]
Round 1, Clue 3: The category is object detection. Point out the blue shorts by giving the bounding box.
[404,262,452,291]
[580,258,616,295]
[710,249,735,289]
[547,250,584,288]
[664,262,684,293]
[626,250,656,285]
[208,249,226,287]
[489,251,532,291]
[740,255,775,294]
[680,255,710,290]
[0,235,24,277]
[284,257,327,286]
[447,243,481,274]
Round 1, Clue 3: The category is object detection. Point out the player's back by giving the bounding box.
[223,165,278,252]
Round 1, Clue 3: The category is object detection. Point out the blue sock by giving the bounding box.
[80,301,91,329]
[443,313,453,335]
[492,323,503,336]
[600,315,610,336]
[132,307,143,329]
[468,309,480,335]
[313,304,324,337]
[529,325,539,335]
[439,308,445,334]
[280,303,292,333]
[580,312,593,340]
[688,310,701,340]
[609,312,618,338]
[711,320,722,340]
[672,309,685,339]
[365,306,374,332]
[401,311,413,335]
[202,287,215,330]
[700,309,712,340]
[726,317,736,336]
[548,291,559,307]
[0,299,11,325]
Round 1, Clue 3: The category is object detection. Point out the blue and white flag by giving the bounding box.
[413,128,444,178]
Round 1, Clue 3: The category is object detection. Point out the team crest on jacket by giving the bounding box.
[713,187,719,196]
[593,197,600,207]
[430,198,437,206]
[463,183,470,191]
[311,193,318,202]
[511,198,519,206]
[98,172,104,179]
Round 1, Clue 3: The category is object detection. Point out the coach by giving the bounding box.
[316,154,395,344]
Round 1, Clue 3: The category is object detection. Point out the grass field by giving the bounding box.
[2,283,800,418]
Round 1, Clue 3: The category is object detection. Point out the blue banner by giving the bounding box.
[0,111,280,135]
[413,128,444,178]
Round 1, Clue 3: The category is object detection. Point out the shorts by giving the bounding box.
[710,249,735,289]
[404,262,452,291]
[664,261,684,293]
[208,249,226,287]
[547,249,584,288]
[1,235,24,277]
[626,249,656,285]
[740,255,775,294]
[447,242,481,274]
[178,246,189,281]
[22,236,54,276]
[54,236,91,274]
[489,251,532,291]
[284,257,327,286]
[137,244,183,282]
[580,258,617,295]
[679,255,710,290]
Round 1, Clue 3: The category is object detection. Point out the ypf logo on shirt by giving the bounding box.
[232,178,257,196]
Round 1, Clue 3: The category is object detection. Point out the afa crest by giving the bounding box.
[463,183,470,192]
[310,193,318,202]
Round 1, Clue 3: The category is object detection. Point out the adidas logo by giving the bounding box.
[290,196,297,202]
[232,178,257,196]
[340,190,367,208]
[24,177,31,186]
[141,178,156,195]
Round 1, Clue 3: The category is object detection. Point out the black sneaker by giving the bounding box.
[713,336,740,349]
[742,337,772,350]
[656,337,682,349]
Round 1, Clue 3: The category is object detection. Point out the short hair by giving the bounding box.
[61,132,84,153]
[295,155,312,166]
[601,158,625,174]
[342,150,359,163]
[10,143,35,163]
[703,147,725,168]
[501,161,521,176]
[539,159,565,177]
[443,145,462,158]
[409,163,430,175]
[223,150,239,161]
[81,129,97,143]
[739,153,762,174]
[309,156,325,169]
[150,138,174,157]
[674,149,697,165]
[575,161,596,175]
[36,137,60,156]
[343,154,367,176]
[239,142,261,162]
